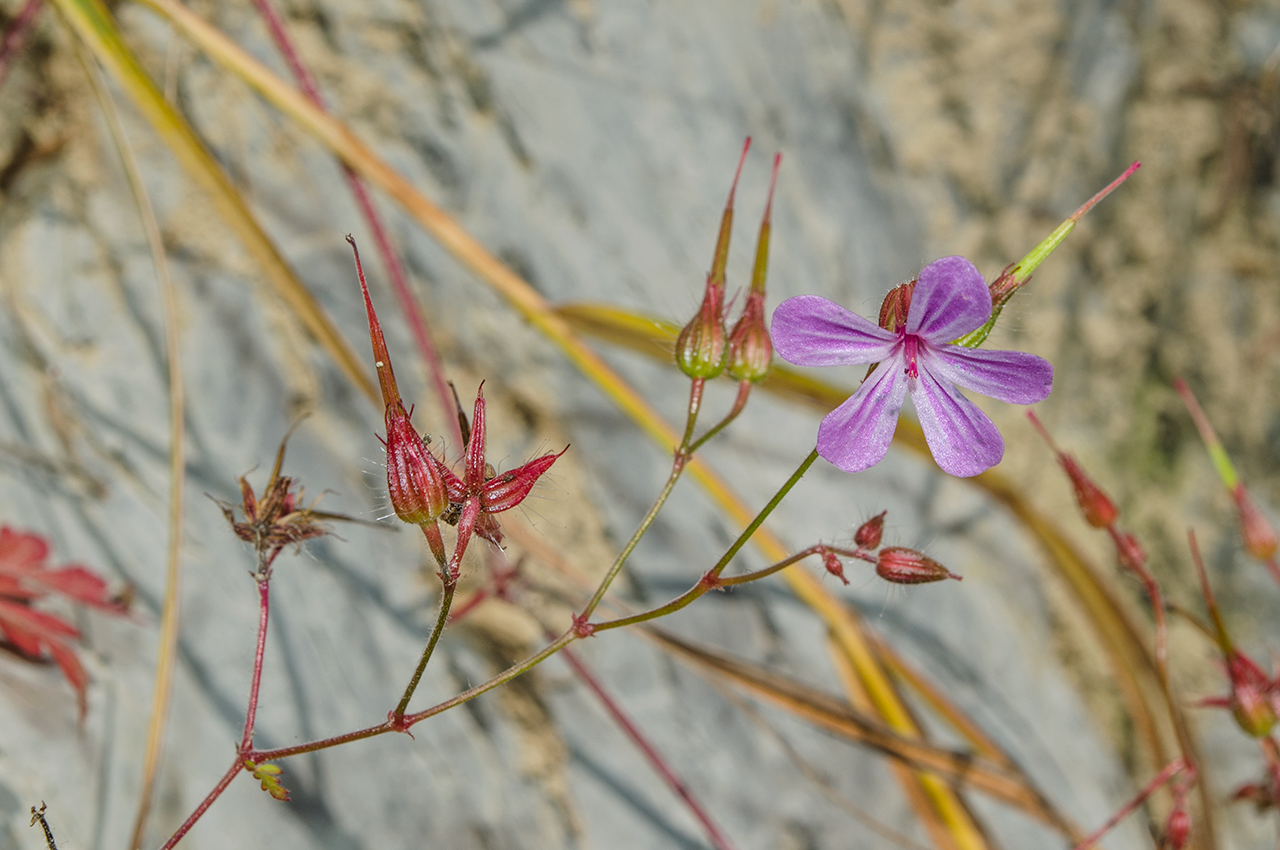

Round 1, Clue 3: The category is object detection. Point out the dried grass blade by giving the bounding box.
[75,43,185,850]
[643,626,1066,829]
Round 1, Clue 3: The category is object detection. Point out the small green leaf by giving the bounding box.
[245,760,290,801]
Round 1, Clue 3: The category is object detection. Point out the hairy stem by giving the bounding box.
[240,578,271,751]
[592,449,819,632]
[687,380,751,454]
[392,579,457,721]
[158,757,244,850]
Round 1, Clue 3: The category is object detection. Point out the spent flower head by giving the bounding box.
[432,385,567,579]
[351,237,454,527]
[771,256,1053,477]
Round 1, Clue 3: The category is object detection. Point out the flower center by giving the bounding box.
[902,333,920,379]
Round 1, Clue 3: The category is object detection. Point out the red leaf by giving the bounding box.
[0,575,39,601]
[0,526,49,576]
[47,639,88,719]
[0,598,80,644]
[1,619,42,657]
[32,566,126,613]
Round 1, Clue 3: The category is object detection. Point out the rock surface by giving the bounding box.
[0,0,1277,848]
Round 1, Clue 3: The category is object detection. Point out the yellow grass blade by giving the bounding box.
[75,42,187,850]
[48,0,375,403]
[645,626,1077,834]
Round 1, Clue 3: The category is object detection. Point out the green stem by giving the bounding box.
[392,578,457,720]
[593,448,820,633]
[251,630,580,761]
[687,380,751,454]
[681,378,705,447]
[579,385,708,621]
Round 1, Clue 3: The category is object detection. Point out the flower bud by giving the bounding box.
[875,547,961,585]
[1227,651,1277,738]
[1060,454,1118,528]
[726,292,772,382]
[1233,485,1279,561]
[822,550,849,585]
[854,511,886,549]
[676,287,729,379]
[385,404,453,525]
[1159,808,1191,850]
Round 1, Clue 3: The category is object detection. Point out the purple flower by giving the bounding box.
[771,256,1053,477]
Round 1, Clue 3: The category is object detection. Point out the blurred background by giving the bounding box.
[0,0,1278,848]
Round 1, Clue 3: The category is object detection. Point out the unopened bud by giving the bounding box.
[1227,652,1277,737]
[822,550,849,585]
[726,292,772,382]
[878,281,916,333]
[385,404,452,525]
[1233,485,1279,561]
[676,287,728,379]
[854,511,886,549]
[1059,455,1118,527]
[875,547,961,585]
[1159,808,1192,850]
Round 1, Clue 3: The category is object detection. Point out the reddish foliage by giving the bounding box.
[0,526,128,717]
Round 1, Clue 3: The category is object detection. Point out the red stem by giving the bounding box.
[1107,525,1168,668]
[158,757,244,850]
[240,578,271,751]
[1071,757,1187,850]
[0,0,41,92]
[249,0,461,449]
[557,643,738,850]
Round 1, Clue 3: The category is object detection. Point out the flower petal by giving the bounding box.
[816,357,907,473]
[906,256,992,343]
[922,344,1053,404]
[909,368,1004,477]
[772,296,898,367]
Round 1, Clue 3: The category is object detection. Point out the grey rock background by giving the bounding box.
[0,0,1277,848]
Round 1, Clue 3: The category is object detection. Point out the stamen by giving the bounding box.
[904,335,919,379]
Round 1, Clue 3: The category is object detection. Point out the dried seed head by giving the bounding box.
[875,547,961,585]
